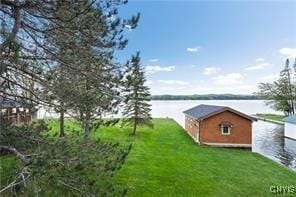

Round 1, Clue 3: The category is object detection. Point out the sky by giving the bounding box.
[115,0,296,95]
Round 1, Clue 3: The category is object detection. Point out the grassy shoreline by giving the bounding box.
[256,113,285,122]
[48,118,296,196]
[1,118,295,196]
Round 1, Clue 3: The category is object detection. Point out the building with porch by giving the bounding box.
[0,97,34,124]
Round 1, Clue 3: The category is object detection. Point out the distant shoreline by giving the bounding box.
[150,94,261,100]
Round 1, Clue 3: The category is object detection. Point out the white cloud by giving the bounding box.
[158,80,189,85]
[256,58,265,62]
[191,64,197,68]
[145,65,175,74]
[149,59,159,63]
[212,73,243,85]
[186,46,201,53]
[279,48,296,58]
[260,74,279,82]
[245,63,271,71]
[203,66,221,75]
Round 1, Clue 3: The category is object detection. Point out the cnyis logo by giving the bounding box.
[270,185,296,195]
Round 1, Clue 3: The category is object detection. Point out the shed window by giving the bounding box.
[221,126,230,135]
[220,122,232,135]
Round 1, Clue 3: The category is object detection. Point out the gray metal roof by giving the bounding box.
[183,104,225,120]
[0,98,28,108]
[283,115,296,124]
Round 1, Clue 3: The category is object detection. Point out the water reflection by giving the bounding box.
[252,121,296,170]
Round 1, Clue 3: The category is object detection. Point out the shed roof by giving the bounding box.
[0,98,29,108]
[183,104,224,119]
[183,104,256,121]
[283,115,296,124]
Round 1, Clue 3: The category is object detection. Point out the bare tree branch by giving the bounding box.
[0,145,29,164]
[0,167,30,193]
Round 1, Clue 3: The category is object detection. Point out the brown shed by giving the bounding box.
[183,104,257,148]
[0,97,34,124]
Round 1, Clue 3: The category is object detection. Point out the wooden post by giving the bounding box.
[27,108,32,124]
[16,108,20,123]
[7,107,10,121]
[29,108,32,124]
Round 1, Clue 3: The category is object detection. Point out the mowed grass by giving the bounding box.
[2,118,295,196]
[48,118,296,196]
[256,113,285,122]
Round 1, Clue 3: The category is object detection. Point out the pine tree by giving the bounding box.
[31,1,139,141]
[280,59,295,114]
[122,53,153,135]
[0,1,140,194]
[258,59,296,115]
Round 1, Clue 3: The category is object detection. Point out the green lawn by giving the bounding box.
[256,113,285,122]
[2,118,296,196]
[70,118,295,196]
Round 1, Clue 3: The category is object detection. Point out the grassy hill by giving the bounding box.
[2,118,295,196]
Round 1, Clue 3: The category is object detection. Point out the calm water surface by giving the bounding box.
[150,100,296,170]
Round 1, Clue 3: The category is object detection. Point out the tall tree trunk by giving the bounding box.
[132,90,138,135]
[83,112,91,143]
[285,59,295,114]
[132,118,137,135]
[83,79,91,143]
[59,102,65,137]
[287,70,295,114]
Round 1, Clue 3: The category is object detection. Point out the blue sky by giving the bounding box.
[116,0,296,95]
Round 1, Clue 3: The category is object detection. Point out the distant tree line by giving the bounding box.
[151,94,261,100]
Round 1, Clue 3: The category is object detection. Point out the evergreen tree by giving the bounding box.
[0,120,131,196]
[258,59,296,115]
[0,1,140,194]
[42,1,139,142]
[279,59,295,114]
[0,0,140,105]
[46,63,73,137]
[122,53,153,135]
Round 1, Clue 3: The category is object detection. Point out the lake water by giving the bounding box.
[38,100,296,170]
[150,100,296,170]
